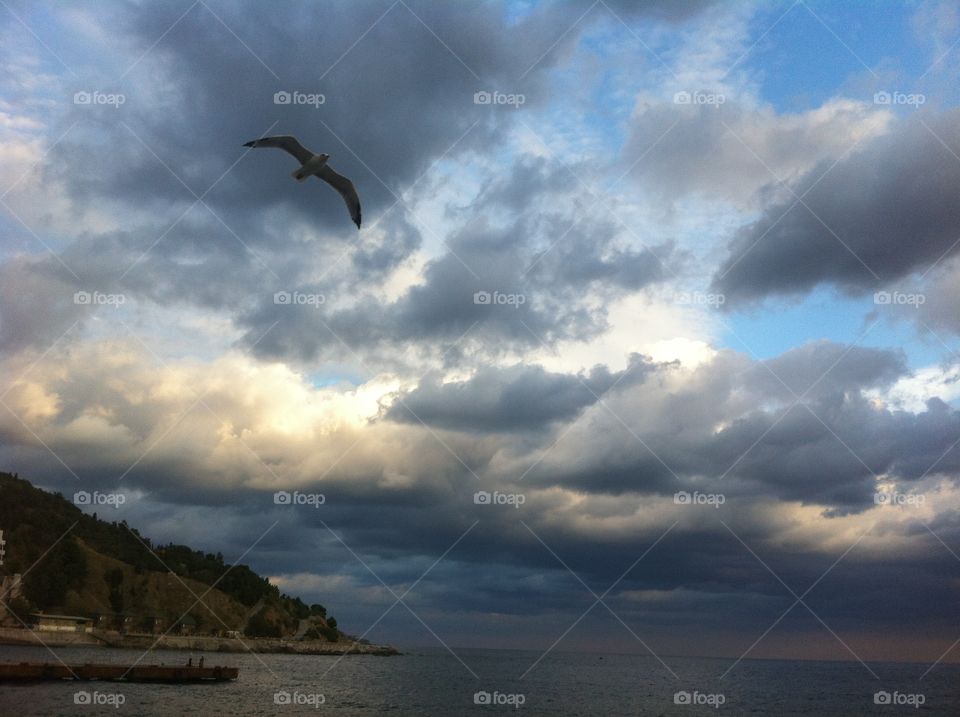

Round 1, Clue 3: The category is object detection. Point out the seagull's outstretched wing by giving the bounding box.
[243,136,314,164]
[316,164,361,230]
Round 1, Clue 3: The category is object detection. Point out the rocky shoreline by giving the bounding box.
[0,626,399,656]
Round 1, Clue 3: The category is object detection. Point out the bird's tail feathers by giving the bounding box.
[291,167,310,182]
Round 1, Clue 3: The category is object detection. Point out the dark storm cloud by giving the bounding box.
[2,1,682,360]
[519,343,959,507]
[385,360,647,432]
[56,0,610,229]
[47,337,946,514]
[8,0,960,658]
[7,334,960,651]
[236,211,667,363]
[713,110,960,303]
[0,257,84,354]
[748,341,907,399]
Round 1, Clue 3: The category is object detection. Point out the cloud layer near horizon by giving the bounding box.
[2,0,960,665]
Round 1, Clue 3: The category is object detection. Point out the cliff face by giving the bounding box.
[0,472,336,640]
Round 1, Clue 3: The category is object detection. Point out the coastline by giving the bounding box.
[0,626,399,656]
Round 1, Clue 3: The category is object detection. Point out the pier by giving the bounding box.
[0,661,239,683]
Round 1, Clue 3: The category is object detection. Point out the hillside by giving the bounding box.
[0,471,339,641]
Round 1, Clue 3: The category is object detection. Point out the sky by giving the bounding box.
[2,0,960,679]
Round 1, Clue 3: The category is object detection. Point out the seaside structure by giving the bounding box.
[29,613,94,633]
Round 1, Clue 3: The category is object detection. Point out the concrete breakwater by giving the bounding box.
[0,627,399,656]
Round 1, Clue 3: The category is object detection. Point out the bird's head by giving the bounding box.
[319,153,330,161]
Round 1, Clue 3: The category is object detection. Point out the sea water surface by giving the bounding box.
[1,644,958,715]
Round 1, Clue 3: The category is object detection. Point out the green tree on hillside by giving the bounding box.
[22,536,87,610]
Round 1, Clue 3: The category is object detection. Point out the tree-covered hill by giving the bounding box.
[0,471,337,640]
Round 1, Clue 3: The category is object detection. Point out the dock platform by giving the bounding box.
[0,662,239,682]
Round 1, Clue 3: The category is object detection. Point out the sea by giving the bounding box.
[1,644,958,715]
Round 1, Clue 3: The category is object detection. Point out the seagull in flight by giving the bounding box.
[243,135,361,229]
